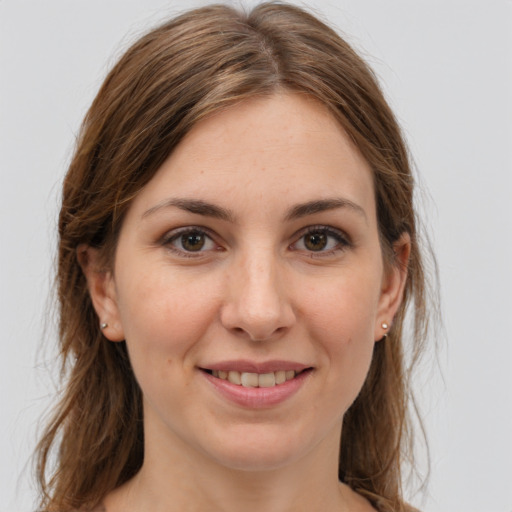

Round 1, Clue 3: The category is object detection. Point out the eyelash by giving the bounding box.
[161,225,351,258]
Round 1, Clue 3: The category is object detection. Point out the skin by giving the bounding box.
[82,93,409,512]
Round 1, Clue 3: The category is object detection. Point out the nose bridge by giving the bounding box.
[221,243,294,340]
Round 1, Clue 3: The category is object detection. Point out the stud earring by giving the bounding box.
[381,322,389,330]
[100,322,108,330]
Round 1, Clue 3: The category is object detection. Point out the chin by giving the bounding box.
[210,446,302,472]
[199,422,325,473]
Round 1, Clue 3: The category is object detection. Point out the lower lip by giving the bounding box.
[201,369,312,409]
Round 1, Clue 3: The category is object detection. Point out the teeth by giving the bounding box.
[228,371,241,385]
[275,370,286,385]
[214,369,299,387]
[241,372,259,387]
[258,372,275,388]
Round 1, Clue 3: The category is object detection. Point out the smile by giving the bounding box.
[200,363,313,408]
[206,369,301,388]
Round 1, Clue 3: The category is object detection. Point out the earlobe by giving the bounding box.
[375,233,411,341]
[77,245,125,342]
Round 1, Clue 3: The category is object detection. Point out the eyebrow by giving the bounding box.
[142,198,235,222]
[142,197,367,223]
[284,198,367,223]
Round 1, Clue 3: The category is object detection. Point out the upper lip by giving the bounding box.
[200,360,311,374]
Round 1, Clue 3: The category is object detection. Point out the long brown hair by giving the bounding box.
[37,3,433,511]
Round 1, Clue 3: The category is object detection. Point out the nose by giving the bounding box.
[220,250,296,341]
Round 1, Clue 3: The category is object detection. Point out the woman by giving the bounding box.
[36,3,432,511]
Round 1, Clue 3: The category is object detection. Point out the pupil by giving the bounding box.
[305,233,327,251]
[182,232,205,251]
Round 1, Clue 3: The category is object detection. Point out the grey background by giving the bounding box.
[1,1,511,511]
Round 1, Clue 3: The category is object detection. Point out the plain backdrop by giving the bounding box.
[1,1,511,511]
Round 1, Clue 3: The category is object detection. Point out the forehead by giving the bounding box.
[126,93,376,222]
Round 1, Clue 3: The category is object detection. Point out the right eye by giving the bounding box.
[164,228,218,256]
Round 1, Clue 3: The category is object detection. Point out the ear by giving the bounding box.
[374,232,411,341]
[77,244,125,342]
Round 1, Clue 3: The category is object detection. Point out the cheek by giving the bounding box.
[304,267,382,344]
[114,264,221,372]
[303,271,381,404]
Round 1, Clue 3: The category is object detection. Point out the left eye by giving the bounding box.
[293,228,348,253]
[167,229,217,253]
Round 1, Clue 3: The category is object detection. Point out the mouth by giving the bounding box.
[199,362,313,408]
[200,367,313,388]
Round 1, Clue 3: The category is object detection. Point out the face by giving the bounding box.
[86,93,407,473]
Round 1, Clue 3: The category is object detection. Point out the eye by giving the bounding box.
[292,226,350,254]
[164,228,218,255]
